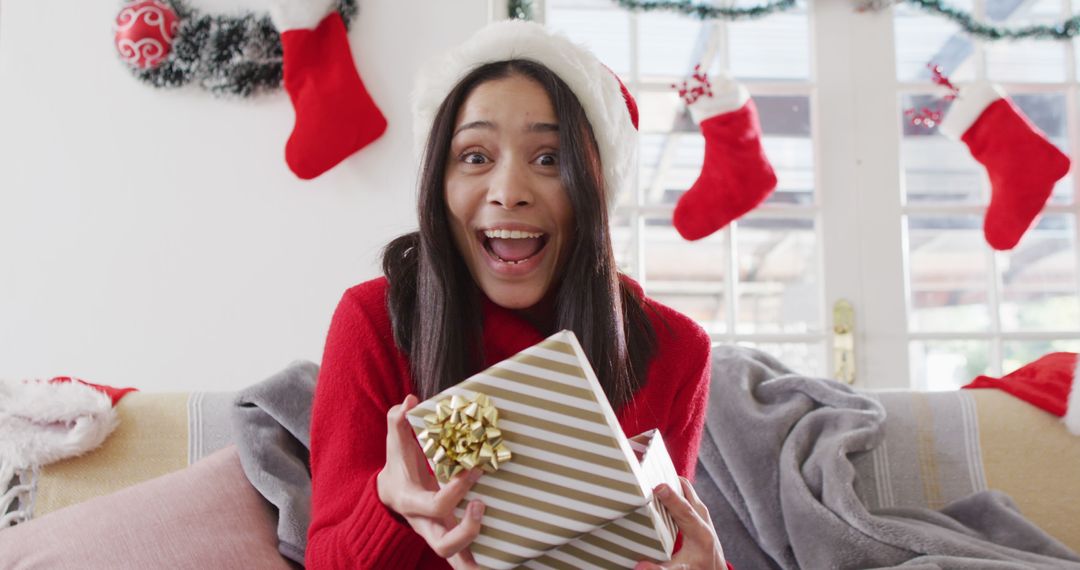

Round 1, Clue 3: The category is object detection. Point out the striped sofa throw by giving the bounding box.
[406,330,682,570]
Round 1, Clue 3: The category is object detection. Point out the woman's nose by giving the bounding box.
[487,158,534,208]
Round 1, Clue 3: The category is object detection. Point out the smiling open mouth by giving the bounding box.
[479,229,548,265]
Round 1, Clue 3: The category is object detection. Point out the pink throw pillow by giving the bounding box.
[0,445,296,569]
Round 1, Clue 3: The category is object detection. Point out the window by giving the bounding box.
[543,0,1080,389]
[546,0,827,377]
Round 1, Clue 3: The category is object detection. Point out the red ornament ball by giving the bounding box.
[114,0,180,70]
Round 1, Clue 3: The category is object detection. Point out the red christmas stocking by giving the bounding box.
[940,83,1071,250]
[673,72,777,241]
[271,0,387,180]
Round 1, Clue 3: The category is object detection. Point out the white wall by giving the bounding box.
[0,0,491,391]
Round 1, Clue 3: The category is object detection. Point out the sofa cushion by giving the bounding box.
[973,389,1080,553]
[0,445,295,569]
[853,389,1080,554]
[29,391,235,517]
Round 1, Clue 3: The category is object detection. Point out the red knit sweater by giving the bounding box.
[306,276,712,569]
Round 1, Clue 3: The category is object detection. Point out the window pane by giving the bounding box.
[909,340,992,390]
[735,216,820,334]
[1003,339,1080,374]
[545,7,631,76]
[985,0,1067,83]
[894,2,976,83]
[759,95,815,206]
[637,90,684,134]
[637,12,704,84]
[907,215,992,332]
[736,341,825,377]
[999,215,1080,331]
[900,94,986,205]
[642,217,727,334]
[726,12,810,80]
[641,95,813,207]
[639,133,705,207]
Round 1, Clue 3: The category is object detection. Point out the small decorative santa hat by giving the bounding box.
[1,377,137,526]
[411,19,638,213]
[964,352,1080,435]
[1,378,137,468]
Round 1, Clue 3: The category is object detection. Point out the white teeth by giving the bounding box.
[483,229,543,239]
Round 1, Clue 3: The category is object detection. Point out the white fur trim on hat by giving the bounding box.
[411,20,637,212]
[0,379,119,472]
[688,74,750,125]
[1066,356,1080,436]
[270,0,336,32]
[939,82,1006,140]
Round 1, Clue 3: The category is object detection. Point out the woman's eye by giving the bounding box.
[462,152,488,165]
[536,153,558,167]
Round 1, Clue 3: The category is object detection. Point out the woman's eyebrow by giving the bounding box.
[526,122,559,133]
[452,120,559,137]
[453,120,494,137]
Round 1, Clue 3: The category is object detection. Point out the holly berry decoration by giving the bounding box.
[114,0,179,70]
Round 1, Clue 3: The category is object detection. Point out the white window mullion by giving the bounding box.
[988,250,1004,376]
[726,224,739,340]
[815,0,909,388]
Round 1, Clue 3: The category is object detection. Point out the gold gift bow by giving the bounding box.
[417,393,512,483]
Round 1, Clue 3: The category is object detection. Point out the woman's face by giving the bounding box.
[445,74,574,310]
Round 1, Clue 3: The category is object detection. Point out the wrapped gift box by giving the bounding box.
[406,330,682,570]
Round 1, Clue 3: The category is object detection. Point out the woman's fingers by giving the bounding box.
[653,483,713,544]
[387,395,421,443]
[678,477,713,527]
[429,501,485,559]
[400,468,483,518]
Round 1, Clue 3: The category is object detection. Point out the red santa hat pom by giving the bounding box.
[964,352,1080,435]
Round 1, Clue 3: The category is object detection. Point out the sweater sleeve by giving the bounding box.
[663,322,712,480]
[306,287,428,570]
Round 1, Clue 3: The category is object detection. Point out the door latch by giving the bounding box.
[833,299,856,384]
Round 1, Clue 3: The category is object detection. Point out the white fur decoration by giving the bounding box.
[0,379,119,472]
[688,75,751,125]
[411,20,637,213]
[269,0,335,32]
[939,82,1006,141]
[1066,357,1080,436]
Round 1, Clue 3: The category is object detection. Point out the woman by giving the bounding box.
[306,20,726,570]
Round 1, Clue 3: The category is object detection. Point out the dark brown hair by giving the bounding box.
[382,59,656,410]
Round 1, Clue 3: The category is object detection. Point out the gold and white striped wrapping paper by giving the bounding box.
[407,330,683,570]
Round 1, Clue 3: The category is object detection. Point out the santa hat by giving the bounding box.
[964,352,1080,435]
[1,377,136,526]
[411,19,638,213]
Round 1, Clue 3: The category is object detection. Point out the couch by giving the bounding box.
[2,371,1079,568]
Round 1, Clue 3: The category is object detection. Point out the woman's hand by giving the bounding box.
[634,477,727,570]
[377,394,485,570]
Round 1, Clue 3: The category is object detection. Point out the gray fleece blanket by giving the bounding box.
[696,345,1080,570]
[230,360,318,566]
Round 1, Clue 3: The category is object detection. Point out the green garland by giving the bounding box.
[607,0,1080,40]
[903,0,1080,40]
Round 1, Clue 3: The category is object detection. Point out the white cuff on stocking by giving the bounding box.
[688,75,750,125]
[270,0,336,32]
[939,82,1006,140]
